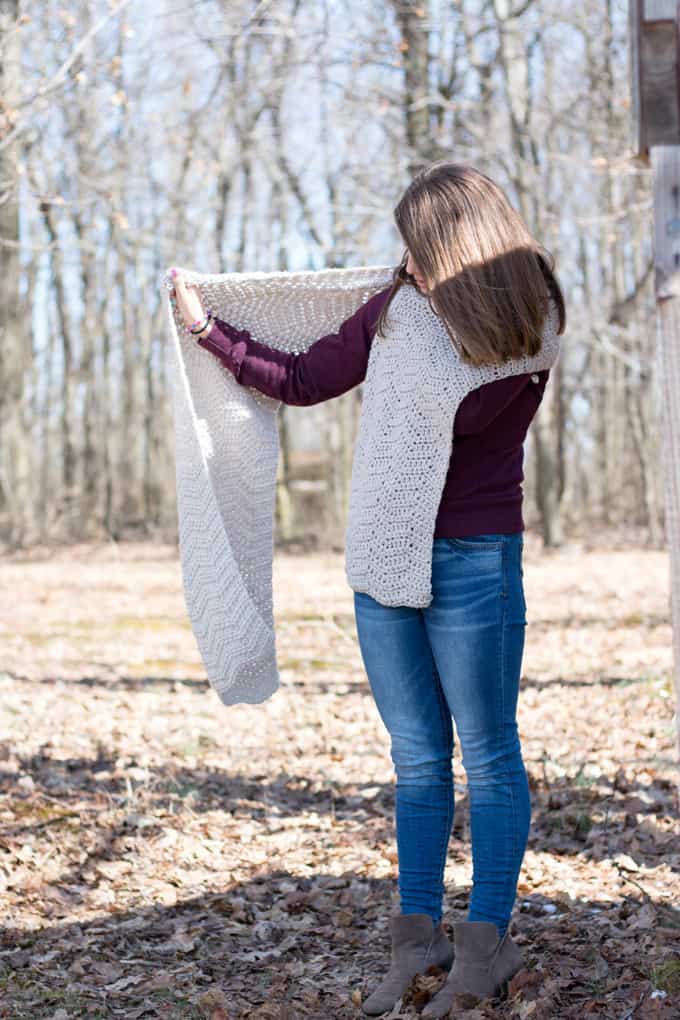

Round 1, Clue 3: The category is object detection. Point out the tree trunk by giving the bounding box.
[0,0,36,547]
[393,1,438,171]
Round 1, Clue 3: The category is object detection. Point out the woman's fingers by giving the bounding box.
[171,269,194,293]
[168,269,207,330]
[175,277,205,327]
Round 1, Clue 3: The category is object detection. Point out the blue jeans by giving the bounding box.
[353,533,531,937]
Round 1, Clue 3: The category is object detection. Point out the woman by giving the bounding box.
[170,161,566,1017]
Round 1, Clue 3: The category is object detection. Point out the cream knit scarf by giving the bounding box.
[162,265,561,706]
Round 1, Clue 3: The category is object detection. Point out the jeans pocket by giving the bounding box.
[446,534,505,552]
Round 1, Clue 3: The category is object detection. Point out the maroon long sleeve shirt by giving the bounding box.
[196,286,549,538]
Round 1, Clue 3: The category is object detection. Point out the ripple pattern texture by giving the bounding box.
[344,285,561,605]
[161,264,394,706]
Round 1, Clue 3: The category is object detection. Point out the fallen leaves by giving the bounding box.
[0,542,677,1018]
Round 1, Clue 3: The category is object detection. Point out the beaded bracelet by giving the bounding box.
[189,310,214,334]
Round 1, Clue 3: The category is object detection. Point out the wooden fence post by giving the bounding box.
[630,2,680,777]
[651,147,680,772]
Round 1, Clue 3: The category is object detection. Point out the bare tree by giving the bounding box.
[0,0,662,554]
[0,0,35,546]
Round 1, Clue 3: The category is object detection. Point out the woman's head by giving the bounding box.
[376,161,566,364]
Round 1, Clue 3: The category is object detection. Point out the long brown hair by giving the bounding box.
[375,161,566,365]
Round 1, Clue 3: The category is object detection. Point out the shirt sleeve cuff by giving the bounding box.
[195,318,249,376]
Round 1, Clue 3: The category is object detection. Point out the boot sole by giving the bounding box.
[422,963,520,1016]
[363,958,454,1015]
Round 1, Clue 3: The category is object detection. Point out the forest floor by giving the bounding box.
[0,537,678,1020]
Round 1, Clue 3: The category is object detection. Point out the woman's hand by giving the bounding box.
[170,269,208,330]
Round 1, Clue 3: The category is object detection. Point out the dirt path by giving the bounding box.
[0,540,677,1019]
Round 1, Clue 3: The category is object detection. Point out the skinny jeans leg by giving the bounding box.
[353,533,531,936]
[353,595,454,926]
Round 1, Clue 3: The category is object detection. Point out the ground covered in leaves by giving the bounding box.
[0,538,678,1019]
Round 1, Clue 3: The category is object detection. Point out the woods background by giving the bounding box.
[0,0,662,552]
[1,5,679,1019]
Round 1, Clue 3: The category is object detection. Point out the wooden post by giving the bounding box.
[629,1,680,161]
[630,3,680,774]
[651,147,680,770]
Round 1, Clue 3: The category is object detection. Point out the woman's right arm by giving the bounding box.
[194,286,392,406]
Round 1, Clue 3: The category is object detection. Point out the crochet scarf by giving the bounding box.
[162,265,561,707]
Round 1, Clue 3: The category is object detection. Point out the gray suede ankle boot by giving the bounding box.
[422,920,523,1018]
[362,912,455,1016]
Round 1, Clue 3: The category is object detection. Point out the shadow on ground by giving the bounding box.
[0,872,678,1020]
[1,741,677,879]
